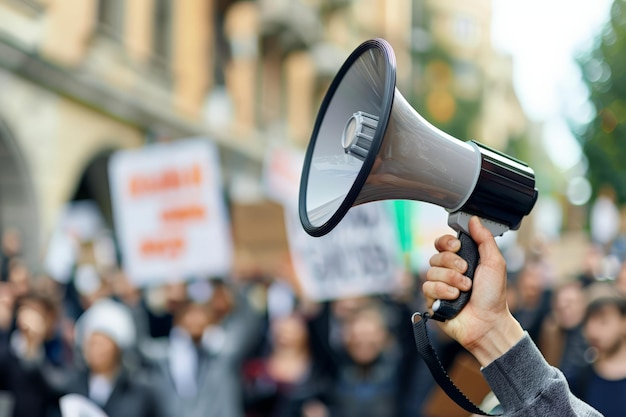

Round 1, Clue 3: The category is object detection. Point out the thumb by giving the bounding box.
[468,216,500,265]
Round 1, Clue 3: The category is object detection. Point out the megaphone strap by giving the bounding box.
[411,312,501,416]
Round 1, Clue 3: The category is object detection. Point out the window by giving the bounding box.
[97,0,124,41]
[153,0,172,65]
[453,14,480,47]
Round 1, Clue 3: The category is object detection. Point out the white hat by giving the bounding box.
[76,298,136,350]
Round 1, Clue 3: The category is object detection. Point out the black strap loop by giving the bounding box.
[411,312,500,416]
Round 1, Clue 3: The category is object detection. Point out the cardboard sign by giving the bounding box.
[109,139,232,286]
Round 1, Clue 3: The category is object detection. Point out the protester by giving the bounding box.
[0,282,15,338]
[6,257,31,300]
[143,280,189,339]
[324,302,403,417]
[243,311,327,417]
[567,283,626,417]
[576,244,604,288]
[539,280,589,375]
[66,297,160,417]
[0,228,22,282]
[0,208,614,417]
[142,279,264,417]
[423,216,602,416]
[509,261,552,343]
[0,290,65,417]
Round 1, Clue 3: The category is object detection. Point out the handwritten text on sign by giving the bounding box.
[287,202,403,301]
[109,139,232,287]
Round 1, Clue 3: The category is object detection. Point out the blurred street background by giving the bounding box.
[0,0,626,416]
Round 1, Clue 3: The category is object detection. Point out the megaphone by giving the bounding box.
[299,38,538,321]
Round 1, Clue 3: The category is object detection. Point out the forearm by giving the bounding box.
[481,333,602,417]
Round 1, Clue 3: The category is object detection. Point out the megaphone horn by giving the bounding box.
[299,38,538,321]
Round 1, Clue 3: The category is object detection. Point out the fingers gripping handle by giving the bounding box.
[431,231,479,322]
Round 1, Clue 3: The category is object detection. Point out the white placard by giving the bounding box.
[109,139,232,286]
[287,202,403,300]
[262,145,304,208]
[60,394,109,417]
[44,200,106,283]
[263,147,404,300]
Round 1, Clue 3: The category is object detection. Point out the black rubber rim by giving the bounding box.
[298,38,397,237]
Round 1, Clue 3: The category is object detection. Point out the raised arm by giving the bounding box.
[423,216,601,416]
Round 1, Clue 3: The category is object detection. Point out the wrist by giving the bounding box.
[465,314,525,367]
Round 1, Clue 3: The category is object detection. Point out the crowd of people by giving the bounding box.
[0,221,624,417]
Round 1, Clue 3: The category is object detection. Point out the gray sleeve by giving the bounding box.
[481,333,602,417]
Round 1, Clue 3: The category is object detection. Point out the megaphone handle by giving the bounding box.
[431,231,478,322]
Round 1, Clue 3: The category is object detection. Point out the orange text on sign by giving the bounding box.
[140,237,185,259]
[130,164,203,198]
[161,205,207,223]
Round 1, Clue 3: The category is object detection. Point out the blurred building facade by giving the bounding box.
[0,0,527,271]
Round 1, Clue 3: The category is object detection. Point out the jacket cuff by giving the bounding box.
[481,332,557,412]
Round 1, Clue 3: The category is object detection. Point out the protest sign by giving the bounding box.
[109,139,232,287]
[286,202,404,300]
[263,146,404,301]
[44,200,114,284]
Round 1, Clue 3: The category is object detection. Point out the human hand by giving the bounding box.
[422,216,524,366]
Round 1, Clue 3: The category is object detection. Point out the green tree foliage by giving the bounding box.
[575,0,626,203]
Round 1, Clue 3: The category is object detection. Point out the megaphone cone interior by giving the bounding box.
[300,38,537,237]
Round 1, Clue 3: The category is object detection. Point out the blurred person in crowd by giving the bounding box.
[0,290,65,417]
[107,268,151,367]
[243,310,327,417]
[29,275,73,368]
[7,257,31,299]
[66,297,160,417]
[329,296,372,348]
[32,274,82,367]
[567,284,626,417]
[63,264,112,323]
[1,228,21,282]
[305,295,379,400]
[0,282,15,339]
[539,280,589,376]
[143,280,189,339]
[424,216,601,416]
[305,287,427,417]
[577,244,604,288]
[324,302,402,417]
[509,261,552,343]
[142,278,264,417]
[307,295,374,365]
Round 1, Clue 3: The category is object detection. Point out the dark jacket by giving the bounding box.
[64,369,160,417]
[141,288,264,417]
[0,341,61,417]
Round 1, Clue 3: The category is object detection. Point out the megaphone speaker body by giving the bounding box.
[299,38,538,321]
